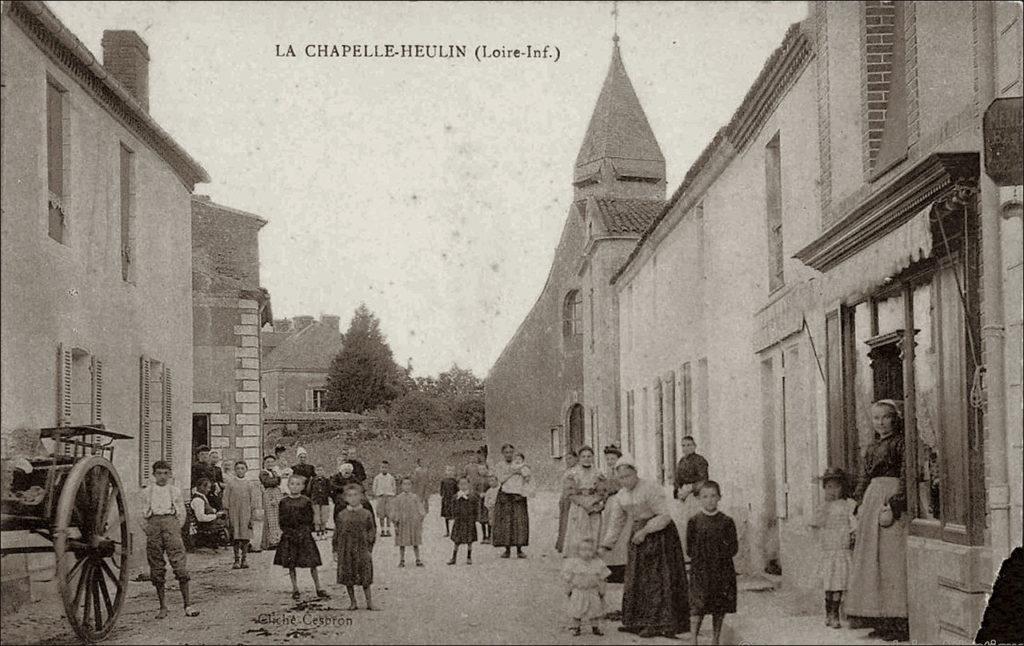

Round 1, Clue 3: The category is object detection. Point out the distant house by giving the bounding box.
[261,315,343,413]
[191,195,271,471]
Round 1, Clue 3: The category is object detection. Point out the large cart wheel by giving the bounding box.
[53,456,131,643]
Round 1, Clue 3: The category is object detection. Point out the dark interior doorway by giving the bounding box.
[192,414,210,452]
[568,404,584,453]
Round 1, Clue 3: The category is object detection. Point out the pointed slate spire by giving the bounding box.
[574,39,665,199]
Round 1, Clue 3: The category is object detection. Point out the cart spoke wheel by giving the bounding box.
[54,457,130,643]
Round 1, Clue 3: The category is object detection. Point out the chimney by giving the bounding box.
[320,314,341,331]
[293,315,314,331]
[101,30,150,112]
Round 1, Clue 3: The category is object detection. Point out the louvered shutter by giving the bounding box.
[58,344,73,426]
[161,367,173,465]
[139,356,151,484]
[304,389,314,412]
[91,357,103,424]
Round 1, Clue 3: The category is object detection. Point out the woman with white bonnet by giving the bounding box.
[846,399,908,642]
[599,454,689,639]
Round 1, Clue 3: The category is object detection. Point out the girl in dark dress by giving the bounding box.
[274,475,328,600]
[439,466,459,537]
[333,484,376,610]
[448,477,478,565]
[686,480,737,646]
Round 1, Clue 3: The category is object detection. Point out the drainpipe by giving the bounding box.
[975,1,1010,578]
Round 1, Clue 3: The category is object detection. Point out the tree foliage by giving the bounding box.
[325,304,405,413]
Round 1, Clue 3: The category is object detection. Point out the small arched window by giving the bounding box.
[563,290,583,339]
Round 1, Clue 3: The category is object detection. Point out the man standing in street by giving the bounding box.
[673,435,709,557]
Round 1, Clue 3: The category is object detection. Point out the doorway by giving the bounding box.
[192,414,210,452]
[568,404,584,454]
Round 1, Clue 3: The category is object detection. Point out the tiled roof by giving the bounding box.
[576,41,664,168]
[593,198,665,235]
[263,322,343,372]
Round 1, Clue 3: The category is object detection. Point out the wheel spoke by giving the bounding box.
[98,559,121,593]
[96,563,115,615]
[92,566,105,630]
[71,560,91,612]
[81,564,94,629]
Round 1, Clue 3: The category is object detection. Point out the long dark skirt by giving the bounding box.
[622,519,690,634]
[492,491,529,547]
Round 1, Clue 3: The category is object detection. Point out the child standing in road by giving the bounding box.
[439,466,459,537]
[483,475,500,531]
[809,468,857,629]
[448,476,478,565]
[390,477,426,567]
[141,460,199,618]
[687,480,738,646]
[372,461,397,537]
[334,484,377,610]
[309,465,332,539]
[561,537,610,636]
[275,475,329,601]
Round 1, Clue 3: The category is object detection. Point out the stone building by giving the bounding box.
[192,195,271,471]
[1,0,207,611]
[612,2,1022,642]
[261,315,343,413]
[486,37,665,486]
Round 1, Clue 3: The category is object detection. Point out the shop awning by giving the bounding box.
[795,153,978,304]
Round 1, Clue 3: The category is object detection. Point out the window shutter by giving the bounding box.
[304,389,314,412]
[139,356,151,484]
[91,356,103,424]
[58,344,73,426]
[162,366,173,466]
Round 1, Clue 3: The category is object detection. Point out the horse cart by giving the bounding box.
[1,424,133,643]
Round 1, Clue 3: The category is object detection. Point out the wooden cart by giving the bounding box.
[1,425,133,643]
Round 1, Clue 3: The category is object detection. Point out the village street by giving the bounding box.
[1,492,893,646]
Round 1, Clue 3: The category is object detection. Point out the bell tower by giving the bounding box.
[573,36,666,201]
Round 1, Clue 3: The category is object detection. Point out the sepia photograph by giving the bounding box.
[0,0,1022,644]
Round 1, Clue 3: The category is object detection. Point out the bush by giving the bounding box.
[389,392,452,432]
[451,394,485,429]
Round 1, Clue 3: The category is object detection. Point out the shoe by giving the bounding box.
[316,589,330,599]
[232,561,240,569]
[399,561,405,568]
[638,627,659,639]
[240,561,249,569]
[592,627,604,636]
[466,557,472,565]
[617,626,639,634]
[516,551,527,559]
[447,558,456,565]
[571,627,582,636]
[415,560,424,567]
[291,591,300,600]
[500,552,510,559]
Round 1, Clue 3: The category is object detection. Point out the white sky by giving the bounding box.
[50,1,808,377]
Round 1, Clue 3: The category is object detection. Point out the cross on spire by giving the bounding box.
[612,1,619,43]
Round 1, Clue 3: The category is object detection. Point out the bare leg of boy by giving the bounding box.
[363,586,375,610]
[692,614,704,645]
[346,585,358,610]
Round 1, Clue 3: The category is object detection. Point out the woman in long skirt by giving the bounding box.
[846,400,909,642]
[260,455,284,550]
[562,447,605,557]
[600,456,689,639]
[491,443,530,558]
[555,451,578,553]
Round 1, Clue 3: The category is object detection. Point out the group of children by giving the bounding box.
[146,450,854,641]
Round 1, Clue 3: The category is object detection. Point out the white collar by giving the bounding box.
[701,509,720,516]
[456,491,470,499]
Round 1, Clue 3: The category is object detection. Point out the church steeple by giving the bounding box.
[573,37,666,201]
